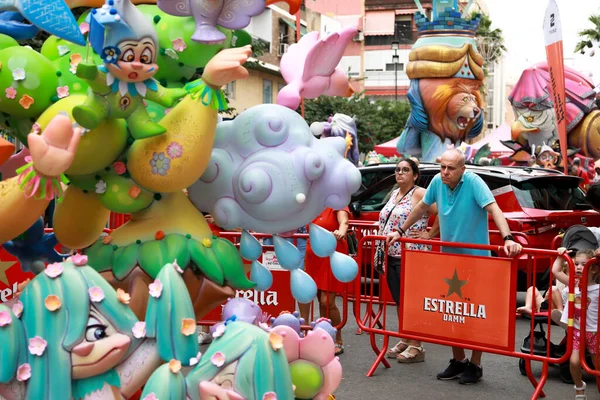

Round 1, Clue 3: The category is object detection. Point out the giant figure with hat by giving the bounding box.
[396,0,485,162]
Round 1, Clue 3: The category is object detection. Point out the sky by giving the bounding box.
[486,0,600,84]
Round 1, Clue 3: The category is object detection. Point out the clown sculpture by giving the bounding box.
[72,0,187,140]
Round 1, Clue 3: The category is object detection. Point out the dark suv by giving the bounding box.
[349,162,600,288]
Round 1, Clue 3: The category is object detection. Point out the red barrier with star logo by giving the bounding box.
[400,249,517,351]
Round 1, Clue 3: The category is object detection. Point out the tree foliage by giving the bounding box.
[575,14,600,56]
[302,94,411,152]
[469,12,507,72]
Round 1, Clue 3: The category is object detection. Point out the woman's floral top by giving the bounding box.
[379,187,431,258]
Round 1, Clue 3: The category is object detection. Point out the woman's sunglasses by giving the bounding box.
[395,167,412,174]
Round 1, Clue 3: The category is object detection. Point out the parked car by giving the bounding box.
[349,162,600,289]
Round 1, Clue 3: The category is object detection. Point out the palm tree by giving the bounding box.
[574,14,600,56]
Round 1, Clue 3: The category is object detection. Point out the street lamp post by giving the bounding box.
[392,41,399,101]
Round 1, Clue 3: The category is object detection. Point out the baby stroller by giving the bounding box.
[518,225,599,383]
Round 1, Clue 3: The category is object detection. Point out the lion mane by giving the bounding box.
[422,81,483,143]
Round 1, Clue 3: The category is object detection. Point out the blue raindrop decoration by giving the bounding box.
[291,269,317,304]
[330,251,358,283]
[250,260,273,291]
[308,223,337,257]
[240,229,262,261]
[273,235,303,270]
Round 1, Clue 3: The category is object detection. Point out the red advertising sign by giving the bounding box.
[400,250,516,351]
[203,250,296,321]
[0,247,34,304]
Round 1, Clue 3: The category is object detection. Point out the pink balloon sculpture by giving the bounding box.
[277,27,357,110]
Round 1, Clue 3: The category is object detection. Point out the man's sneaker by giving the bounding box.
[198,331,213,345]
[436,359,469,380]
[459,362,483,385]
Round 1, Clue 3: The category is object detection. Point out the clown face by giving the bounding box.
[71,307,132,379]
[106,38,158,83]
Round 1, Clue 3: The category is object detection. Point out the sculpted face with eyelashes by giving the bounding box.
[71,307,132,379]
[107,39,158,83]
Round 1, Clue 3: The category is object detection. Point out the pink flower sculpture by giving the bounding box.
[271,325,342,400]
[28,336,48,356]
[277,27,358,110]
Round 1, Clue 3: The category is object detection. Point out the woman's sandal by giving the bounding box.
[386,340,409,359]
[574,382,586,399]
[396,345,425,363]
[335,343,344,356]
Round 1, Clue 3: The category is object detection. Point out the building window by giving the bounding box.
[394,21,413,44]
[225,81,236,100]
[278,20,288,45]
[385,63,404,72]
[263,79,273,103]
[277,82,285,93]
[365,20,414,46]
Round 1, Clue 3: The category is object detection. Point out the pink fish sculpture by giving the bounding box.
[277,26,357,110]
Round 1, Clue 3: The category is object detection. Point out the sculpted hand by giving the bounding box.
[202,46,252,88]
[28,114,81,177]
[503,239,522,257]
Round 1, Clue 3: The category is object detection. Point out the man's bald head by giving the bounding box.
[441,149,466,167]
[439,149,466,189]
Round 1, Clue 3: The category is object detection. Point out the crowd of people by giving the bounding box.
[200,148,600,399]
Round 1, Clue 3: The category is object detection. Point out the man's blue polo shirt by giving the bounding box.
[423,171,495,256]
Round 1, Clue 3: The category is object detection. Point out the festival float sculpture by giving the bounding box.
[0,259,198,399]
[503,61,600,166]
[0,0,360,322]
[276,26,357,110]
[0,2,357,396]
[310,113,359,166]
[396,0,485,162]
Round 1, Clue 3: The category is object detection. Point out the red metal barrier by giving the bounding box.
[200,231,352,335]
[353,234,576,400]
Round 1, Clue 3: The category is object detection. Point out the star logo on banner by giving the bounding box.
[0,260,16,286]
[444,269,468,299]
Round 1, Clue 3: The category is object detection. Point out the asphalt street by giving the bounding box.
[332,299,600,400]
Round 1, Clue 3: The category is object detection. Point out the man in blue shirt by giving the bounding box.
[387,149,522,385]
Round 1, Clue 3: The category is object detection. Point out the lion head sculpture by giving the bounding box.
[420,79,483,143]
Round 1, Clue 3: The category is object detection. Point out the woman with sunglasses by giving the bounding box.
[381,157,439,363]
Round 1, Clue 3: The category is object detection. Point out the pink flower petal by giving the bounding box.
[5,87,16,99]
[16,363,31,382]
[56,85,69,99]
[70,254,88,266]
[212,323,226,338]
[189,351,202,366]
[142,393,158,400]
[210,351,226,367]
[28,336,47,356]
[132,321,146,338]
[149,279,163,298]
[172,259,184,273]
[11,301,23,318]
[0,310,11,327]
[88,286,105,303]
[79,22,89,34]
[44,262,63,278]
[263,392,277,400]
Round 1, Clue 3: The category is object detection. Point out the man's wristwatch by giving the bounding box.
[503,234,515,242]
